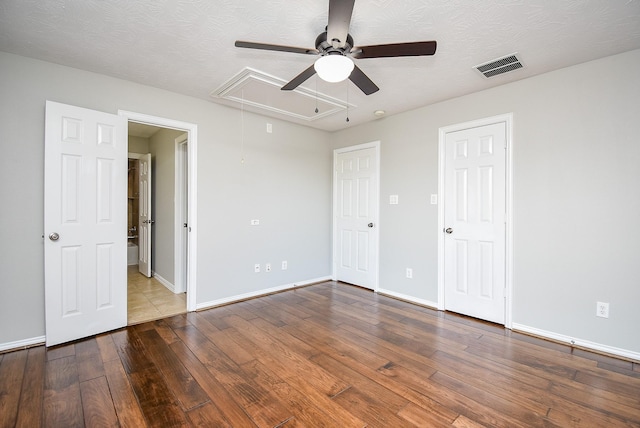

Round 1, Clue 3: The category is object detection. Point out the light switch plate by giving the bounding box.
[389,195,399,205]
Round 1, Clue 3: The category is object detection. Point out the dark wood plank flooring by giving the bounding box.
[1,281,639,427]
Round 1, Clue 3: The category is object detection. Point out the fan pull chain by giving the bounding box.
[346,82,350,123]
[315,76,319,114]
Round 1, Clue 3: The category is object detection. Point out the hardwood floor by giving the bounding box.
[2,281,639,427]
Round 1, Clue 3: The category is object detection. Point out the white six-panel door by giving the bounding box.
[334,146,378,289]
[444,122,506,324]
[138,153,152,277]
[44,101,127,346]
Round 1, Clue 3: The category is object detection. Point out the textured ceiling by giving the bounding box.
[1,0,639,131]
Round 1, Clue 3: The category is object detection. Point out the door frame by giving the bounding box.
[174,133,188,294]
[332,141,381,291]
[119,110,198,312]
[437,114,514,328]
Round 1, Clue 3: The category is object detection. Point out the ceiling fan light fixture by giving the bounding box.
[314,54,354,83]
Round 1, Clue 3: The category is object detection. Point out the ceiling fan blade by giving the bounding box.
[327,0,355,48]
[235,40,318,55]
[352,41,437,59]
[349,65,379,95]
[281,64,317,91]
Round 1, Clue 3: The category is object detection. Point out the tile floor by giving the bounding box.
[127,265,186,325]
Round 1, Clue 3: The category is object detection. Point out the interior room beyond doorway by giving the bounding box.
[127,121,187,324]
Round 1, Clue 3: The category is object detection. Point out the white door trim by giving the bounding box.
[174,133,188,294]
[332,141,381,291]
[437,113,514,328]
[119,110,198,312]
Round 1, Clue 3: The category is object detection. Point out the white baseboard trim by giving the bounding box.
[0,336,46,353]
[295,276,333,287]
[376,288,438,309]
[196,276,332,311]
[152,271,177,293]
[512,323,640,362]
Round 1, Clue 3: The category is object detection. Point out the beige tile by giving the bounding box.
[156,303,185,312]
[149,294,183,305]
[127,267,186,325]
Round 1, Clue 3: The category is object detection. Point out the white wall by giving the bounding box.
[0,52,332,347]
[331,49,640,356]
[2,48,638,358]
[149,128,183,284]
[128,135,149,154]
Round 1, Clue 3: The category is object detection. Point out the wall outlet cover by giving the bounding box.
[596,301,609,318]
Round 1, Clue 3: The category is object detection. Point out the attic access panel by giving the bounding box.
[211,68,354,121]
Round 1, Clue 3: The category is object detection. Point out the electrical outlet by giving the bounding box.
[250,219,260,226]
[596,301,609,318]
[281,260,288,270]
[406,268,413,279]
[254,264,260,273]
[265,263,271,272]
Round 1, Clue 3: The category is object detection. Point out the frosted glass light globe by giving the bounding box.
[314,55,354,83]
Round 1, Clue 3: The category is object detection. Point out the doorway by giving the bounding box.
[120,110,198,322]
[438,114,513,327]
[44,102,198,345]
[126,124,186,323]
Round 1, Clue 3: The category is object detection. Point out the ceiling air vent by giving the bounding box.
[474,53,523,78]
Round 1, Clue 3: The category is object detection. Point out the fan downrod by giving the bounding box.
[315,31,354,58]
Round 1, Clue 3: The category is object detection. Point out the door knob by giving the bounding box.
[368,223,374,228]
[49,232,60,241]
[445,228,453,234]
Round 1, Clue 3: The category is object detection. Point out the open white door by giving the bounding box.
[44,101,127,346]
[334,144,379,290]
[443,122,506,324]
[138,153,152,277]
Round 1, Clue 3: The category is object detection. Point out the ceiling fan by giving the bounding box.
[235,0,437,95]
